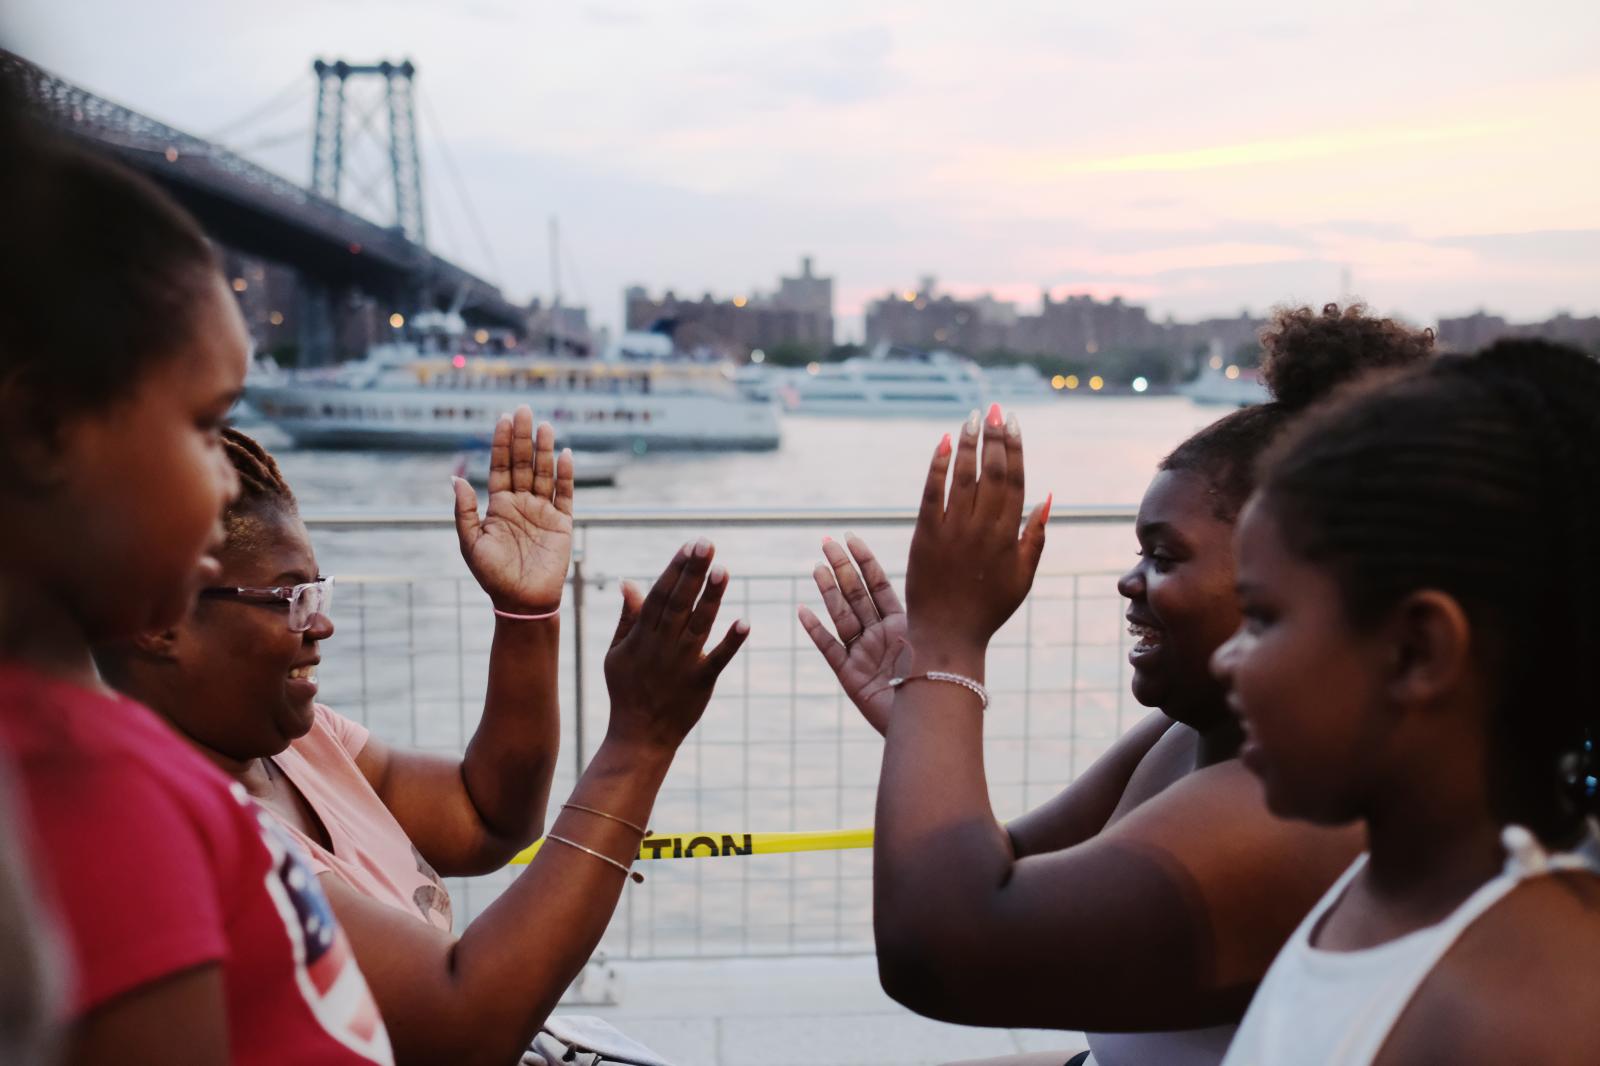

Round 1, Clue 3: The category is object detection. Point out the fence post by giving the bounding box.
[570,555,587,780]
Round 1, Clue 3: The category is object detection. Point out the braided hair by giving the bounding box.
[1257,338,1600,841]
[221,428,297,550]
[1162,303,1435,520]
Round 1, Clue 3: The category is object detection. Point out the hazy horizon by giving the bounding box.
[9,0,1599,338]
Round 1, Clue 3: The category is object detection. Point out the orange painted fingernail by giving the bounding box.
[822,535,833,545]
[1043,493,1054,523]
[986,402,1003,428]
[937,432,952,456]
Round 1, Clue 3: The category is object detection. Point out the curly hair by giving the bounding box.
[1161,303,1435,520]
[1258,338,1600,840]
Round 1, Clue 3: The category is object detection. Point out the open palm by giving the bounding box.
[798,534,912,736]
[452,406,574,614]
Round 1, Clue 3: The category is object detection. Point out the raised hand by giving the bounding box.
[907,404,1050,655]
[798,534,912,736]
[452,405,574,614]
[604,540,750,752]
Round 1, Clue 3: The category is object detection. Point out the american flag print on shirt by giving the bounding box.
[238,784,394,1064]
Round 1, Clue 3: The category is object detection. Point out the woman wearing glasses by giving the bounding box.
[98,411,749,1066]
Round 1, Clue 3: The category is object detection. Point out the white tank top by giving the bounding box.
[1220,824,1600,1066]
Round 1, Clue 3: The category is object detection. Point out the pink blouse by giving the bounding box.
[270,705,453,932]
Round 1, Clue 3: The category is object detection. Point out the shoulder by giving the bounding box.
[2,684,239,838]
[1101,758,1365,984]
[1382,873,1600,1065]
[305,703,371,759]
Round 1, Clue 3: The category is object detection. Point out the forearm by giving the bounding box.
[374,736,672,1066]
[459,614,562,846]
[874,634,1016,970]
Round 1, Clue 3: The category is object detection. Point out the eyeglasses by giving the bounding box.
[200,576,334,632]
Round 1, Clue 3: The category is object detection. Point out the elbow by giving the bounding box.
[873,915,967,1022]
[448,837,525,877]
[876,944,970,1023]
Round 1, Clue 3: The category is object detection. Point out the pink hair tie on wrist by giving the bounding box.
[493,605,561,621]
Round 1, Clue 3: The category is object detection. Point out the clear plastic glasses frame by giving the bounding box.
[199,576,334,632]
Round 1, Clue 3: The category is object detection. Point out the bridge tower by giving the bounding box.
[310,59,426,246]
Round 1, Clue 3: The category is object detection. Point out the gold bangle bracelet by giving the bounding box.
[561,802,649,837]
[545,833,644,883]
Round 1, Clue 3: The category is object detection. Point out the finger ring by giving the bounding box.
[843,633,862,650]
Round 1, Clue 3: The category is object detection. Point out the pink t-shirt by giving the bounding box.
[271,705,453,931]
[0,666,393,1065]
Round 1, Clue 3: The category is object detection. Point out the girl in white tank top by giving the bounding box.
[1208,342,1600,1065]
[1222,826,1600,1066]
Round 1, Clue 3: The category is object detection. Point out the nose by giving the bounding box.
[1117,561,1144,601]
[304,611,335,641]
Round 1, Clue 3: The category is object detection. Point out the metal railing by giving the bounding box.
[304,506,1142,958]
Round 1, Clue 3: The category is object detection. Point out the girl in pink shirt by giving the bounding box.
[0,125,389,1064]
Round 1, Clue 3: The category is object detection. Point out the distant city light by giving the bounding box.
[164,147,179,162]
[1051,374,1066,390]
[1089,375,1105,391]
[1086,341,1099,355]
[231,277,248,292]
[1209,355,1224,370]
[806,361,821,375]
[1225,365,1241,380]
[1132,376,1149,393]
[268,311,284,325]
[1065,375,1080,390]
[902,290,917,302]
[474,329,489,344]
[751,349,766,364]
[733,296,748,308]
[389,313,405,328]
[452,354,467,369]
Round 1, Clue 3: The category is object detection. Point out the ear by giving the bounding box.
[1383,589,1473,707]
[0,380,68,491]
[128,628,182,663]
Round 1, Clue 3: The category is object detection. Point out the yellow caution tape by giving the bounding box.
[510,827,874,866]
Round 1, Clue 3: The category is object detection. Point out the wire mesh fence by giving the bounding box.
[308,508,1144,958]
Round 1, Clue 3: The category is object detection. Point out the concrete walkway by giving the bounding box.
[568,956,1085,1066]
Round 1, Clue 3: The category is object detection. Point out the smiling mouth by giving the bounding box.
[288,665,317,682]
[1128,622,1163,651]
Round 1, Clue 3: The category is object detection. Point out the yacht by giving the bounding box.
[245,325,780,452]
[1181,364,1270,407]
[773,344,1051,417]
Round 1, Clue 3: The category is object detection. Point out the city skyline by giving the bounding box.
[9,1,1599,337]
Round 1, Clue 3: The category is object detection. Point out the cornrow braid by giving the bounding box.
[222,427,295,515]
[1257,339,1600,841]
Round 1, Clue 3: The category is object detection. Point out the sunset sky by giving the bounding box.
[10,0,1599,336]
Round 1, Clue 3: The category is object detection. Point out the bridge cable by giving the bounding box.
[231,127,310,156]
[203,73,311,143]
[416,86,504,280]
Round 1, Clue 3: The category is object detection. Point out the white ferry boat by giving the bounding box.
[773,344,1051,417]
[982,363,1056,405]
[245,337,781,453]
[1180,364,1270,407]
